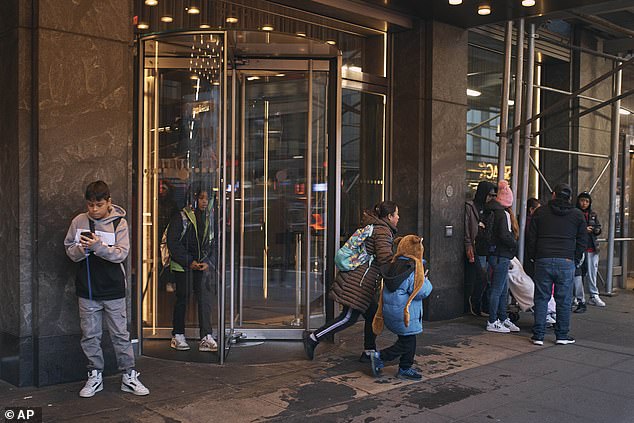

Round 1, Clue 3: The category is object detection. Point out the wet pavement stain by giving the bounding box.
[403,383,482,410]
[269,381,359,420]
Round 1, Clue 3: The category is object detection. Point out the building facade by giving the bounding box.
[1,0,633,387]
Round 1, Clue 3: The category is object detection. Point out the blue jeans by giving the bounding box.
[532,258,575,340]
[487,256,510,324]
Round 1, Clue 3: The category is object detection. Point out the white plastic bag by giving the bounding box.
[507,257,535,312]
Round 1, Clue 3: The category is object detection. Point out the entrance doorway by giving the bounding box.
[137,31,339,362]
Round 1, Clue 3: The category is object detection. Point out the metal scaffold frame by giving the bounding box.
[488,20,633,294]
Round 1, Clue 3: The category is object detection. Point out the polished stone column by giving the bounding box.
[0,0,134,387]
[391,22,468,320]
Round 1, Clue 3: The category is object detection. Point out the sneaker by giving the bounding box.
[502,318,520,332]
[530,335,544,346]
[370,351,384,377]
[589,295,606,307]
[79,370,103,398]
[199,334,218,352]
[486,320,510,333]
[170,334,190,351]
[359,350,374,363]
[574,302,587,314]
[121,370,150,396]
[302,331,318,360]
[572,297,579,307]
[397,367,423,381]
[555,336,576,345]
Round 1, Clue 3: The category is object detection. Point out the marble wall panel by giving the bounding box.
[39,0,132,43]
[426,100,467,320]
[391,21,468,320]
[431,23,468,105]
[0,0,18,33]
[19,27,34,338]
[0,26,21,336]
[36,29,133,336]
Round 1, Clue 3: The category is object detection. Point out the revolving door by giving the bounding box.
[137,31,340,362]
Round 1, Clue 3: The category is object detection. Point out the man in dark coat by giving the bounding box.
[464,181,497,316]
[526,183,587,346]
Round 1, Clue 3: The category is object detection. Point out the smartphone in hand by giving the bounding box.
[81,231,93,239]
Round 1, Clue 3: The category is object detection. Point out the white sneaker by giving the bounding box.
[199,334,218,352]
[589,295,606,307]
[502,318,520,332]
[171,334,190,350]
[486,320,510,333]
[121,370,150,396]
[79,370,103,398]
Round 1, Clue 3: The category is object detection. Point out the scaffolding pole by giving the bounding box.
[606,62,623,295]
[511,18,525,214]
[518,23,536,264]
[498,21,513,182]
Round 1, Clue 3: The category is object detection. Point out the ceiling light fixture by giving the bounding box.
[521,0,536,6]
[326,40,336,45]
[478,4,491,15]
[145,0,158,6]
[449,0,462,5]
[508,99,515,106]
[467,88,482,97]
[276,73,286,77]
[620,108,631,115]
[247,76,260,81]
[161,15,173,23]
[261,25,274,31]
[137,22,150,29]
[226,17,238,24]
[186,6,200,14]
[200,23,211,29]
[296,32,307,37]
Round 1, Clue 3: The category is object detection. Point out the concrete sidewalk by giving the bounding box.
[2,290,634,422]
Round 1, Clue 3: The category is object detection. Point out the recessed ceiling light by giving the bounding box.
[449,0,462,4]
[296,32,307,37]
[620,108,631,115]
[190,75,199,80]
[261,25,274,31]
[161,15,173,23]
[467,88,482,97]
[226,17,238,24]
[145,0,158,5]
[200,24,211,29]
[326,40,336,45]
[478,4,491,15]
[137,22,150,29]
[186,6,200,14]
[522,0,536,6]
[276,73,285,77]
[247,76,260,81]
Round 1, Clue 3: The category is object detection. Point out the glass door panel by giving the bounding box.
[225,67,329,340]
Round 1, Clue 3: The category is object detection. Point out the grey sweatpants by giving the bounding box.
[78,297,135,373]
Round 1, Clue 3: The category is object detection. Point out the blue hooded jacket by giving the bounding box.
[380,257,433,336]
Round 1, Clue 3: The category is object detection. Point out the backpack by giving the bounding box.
[335,224,374,272]
[159,210,189,268]
[474,209,496,256]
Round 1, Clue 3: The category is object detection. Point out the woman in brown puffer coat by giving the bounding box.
[303,201,399,361]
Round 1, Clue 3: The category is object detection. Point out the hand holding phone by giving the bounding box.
[81,231,93,239]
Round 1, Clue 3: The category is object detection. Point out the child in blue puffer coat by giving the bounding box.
[371,234,433,380]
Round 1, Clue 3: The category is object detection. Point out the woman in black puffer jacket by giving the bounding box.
[303,201,399,361]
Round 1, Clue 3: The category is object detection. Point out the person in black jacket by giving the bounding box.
[575,192,605,307]
[167,185,217,353]
[526,183,587,346]
[484,180,519,333]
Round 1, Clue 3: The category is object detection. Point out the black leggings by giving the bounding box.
[313,303,377,350]
[380,334,416,369]
[172,270,213,338]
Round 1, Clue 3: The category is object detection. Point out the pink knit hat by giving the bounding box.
[497,180,514,208]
